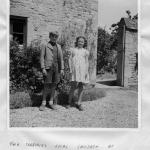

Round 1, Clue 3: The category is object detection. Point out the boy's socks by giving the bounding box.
[41,100,46,106]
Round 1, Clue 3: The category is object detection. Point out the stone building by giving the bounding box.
[117,18,138,86]
[10,0,98,83]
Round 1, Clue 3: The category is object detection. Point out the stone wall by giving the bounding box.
[124,30,138,86]
[117,26,124,86]
[10,0,64,43]
[117,25,138,87]
[61,0,98,82]
[10,0,98,83]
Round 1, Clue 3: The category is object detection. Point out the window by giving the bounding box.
[10,15,27,47]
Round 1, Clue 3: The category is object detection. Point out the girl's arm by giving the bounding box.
[68,48,73,73]
[85,50,89,57]
[85,49,90,81]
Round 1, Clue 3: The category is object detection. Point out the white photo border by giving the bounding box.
[6,0,141,131]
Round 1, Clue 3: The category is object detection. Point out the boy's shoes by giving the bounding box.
[39,104,46,111]
[39,103,57,111]
[76,104,84,111]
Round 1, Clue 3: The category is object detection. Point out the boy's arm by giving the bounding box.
[68,48,73,73]
[40,44,46,70]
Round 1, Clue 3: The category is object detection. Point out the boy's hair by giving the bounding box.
[49,31,59,38]
[75,36,87,48]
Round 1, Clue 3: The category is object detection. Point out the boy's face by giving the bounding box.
[50,34,58,43]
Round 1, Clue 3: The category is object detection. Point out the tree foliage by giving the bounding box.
[110,10,138,35]
[97,27,117,74]
[97,10,138,75]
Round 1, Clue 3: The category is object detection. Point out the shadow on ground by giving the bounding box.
[97,80,117,86]
[30,93,69,107]
[31,88,106,107]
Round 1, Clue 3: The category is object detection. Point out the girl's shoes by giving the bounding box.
[76,104,84,111]
[66,104,84,111]
[65,105,71,109]
[48,104,57,110]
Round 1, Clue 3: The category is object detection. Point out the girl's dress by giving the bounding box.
[69,47,89,83]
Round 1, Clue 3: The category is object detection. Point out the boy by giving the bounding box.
[39,31,64,111]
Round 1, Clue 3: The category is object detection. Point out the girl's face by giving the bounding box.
[77,38,85,48]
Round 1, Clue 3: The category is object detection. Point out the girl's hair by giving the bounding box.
[75,36,87,48]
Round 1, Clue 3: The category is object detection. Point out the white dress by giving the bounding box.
[69,47,89,83]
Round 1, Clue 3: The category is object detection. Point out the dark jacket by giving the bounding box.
[40,42,64,72]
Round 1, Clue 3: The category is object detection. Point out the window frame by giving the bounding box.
[10,15,27,48]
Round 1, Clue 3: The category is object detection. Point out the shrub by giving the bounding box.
[10,41,28,92]
[57,50,72,94]
[10,40,44,94]
[97,27,117,75]
[25,46,44,93]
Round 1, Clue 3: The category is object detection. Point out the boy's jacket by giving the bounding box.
[40,42,64,72]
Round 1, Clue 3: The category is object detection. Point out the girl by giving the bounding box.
[68,36,89,111]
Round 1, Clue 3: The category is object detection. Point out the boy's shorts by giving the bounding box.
[44,69,60,84]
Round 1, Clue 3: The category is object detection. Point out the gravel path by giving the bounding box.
[10,88,138,128]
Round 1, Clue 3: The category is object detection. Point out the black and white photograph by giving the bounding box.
[9,0,138,128]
